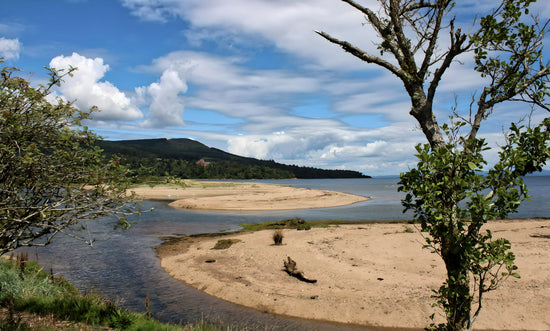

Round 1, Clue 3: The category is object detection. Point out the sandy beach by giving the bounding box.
[130,181,370,211]
[157,219,550,330]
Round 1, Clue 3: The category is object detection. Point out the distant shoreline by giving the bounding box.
[129,180,370,211]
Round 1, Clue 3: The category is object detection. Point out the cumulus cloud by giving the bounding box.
[0,37,21,60]
[49,53,143,122]
[136,69,187,128]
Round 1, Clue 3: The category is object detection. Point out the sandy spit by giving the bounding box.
[129,181,370,211]
[157,219,550,330]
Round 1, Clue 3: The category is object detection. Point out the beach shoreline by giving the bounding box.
[156,219,550,330]
[129,180,370,211]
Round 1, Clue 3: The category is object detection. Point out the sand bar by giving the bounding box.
[130,181,370,211]
[157,219,550,330]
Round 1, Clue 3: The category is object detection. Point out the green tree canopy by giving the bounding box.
[0,63,136,255]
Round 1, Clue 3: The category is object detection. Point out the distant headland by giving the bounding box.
[98,138,371,180]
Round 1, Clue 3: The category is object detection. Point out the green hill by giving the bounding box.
[98,138,370,179]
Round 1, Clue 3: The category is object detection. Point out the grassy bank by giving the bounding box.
[0,254,224,330]
[238,217,414,232]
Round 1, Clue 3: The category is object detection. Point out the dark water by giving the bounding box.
[19,177,550,330]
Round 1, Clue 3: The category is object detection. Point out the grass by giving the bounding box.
[212,239,241,250]
[0,254,230,330]
[240,217,312,231]
[239,218,416,232]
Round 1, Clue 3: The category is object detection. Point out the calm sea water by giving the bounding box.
[21,176,550,330]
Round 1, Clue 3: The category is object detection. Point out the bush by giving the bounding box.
[272,230,284,245]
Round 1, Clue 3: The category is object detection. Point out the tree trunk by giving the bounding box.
[407,85,445,149]
[442,242,472,331]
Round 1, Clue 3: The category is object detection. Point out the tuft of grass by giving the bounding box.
[212,239,241,250]
[272,230,284,245]
[0,256,231,330]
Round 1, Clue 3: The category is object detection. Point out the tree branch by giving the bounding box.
[315,30,406,80]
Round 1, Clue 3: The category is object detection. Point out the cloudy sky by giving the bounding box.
[1,0,549,176]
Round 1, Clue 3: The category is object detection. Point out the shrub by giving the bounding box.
[272,230,284,245]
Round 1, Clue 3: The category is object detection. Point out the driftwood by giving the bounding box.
[283,256,317,283]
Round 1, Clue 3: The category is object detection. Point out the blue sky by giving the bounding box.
[1,0,549,176]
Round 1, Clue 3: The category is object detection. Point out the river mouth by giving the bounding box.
[20,199,416,330]
[19,176,549,330]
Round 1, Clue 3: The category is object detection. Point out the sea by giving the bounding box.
[19,176,550,330]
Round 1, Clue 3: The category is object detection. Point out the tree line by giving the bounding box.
[98,138,370,180]
[110,153,370,180]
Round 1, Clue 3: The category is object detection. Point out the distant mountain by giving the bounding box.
[98,138,370,179]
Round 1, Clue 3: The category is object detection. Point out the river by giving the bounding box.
[21,177,550,330]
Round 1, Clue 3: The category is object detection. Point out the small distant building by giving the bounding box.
[196,158,211,167]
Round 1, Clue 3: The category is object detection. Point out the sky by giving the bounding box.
[1,0,549,176]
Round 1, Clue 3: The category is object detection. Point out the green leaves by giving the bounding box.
[471,0,549,111]
[399,116,549,331]
[0,63,137,254]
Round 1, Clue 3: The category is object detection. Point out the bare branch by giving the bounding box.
[315,30,406,80]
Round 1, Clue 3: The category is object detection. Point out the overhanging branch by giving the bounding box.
[315,30,407,80]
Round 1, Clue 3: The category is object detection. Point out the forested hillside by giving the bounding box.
[98,138,370,179]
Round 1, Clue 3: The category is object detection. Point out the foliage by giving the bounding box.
[0,257,228,330]
[317,1,550,330]
[399,118,550,329]
[0,63,137,255]
[123,156,295,180]
[0,255,76,303]
[99,138,370,180]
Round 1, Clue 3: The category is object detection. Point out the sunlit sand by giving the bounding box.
[157,219,550,330]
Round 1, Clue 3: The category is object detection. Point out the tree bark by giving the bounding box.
[441,240,473,331]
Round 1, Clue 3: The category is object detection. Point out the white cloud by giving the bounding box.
[0,37,21,60]
[122,0,381,70]
[120,0,179,22]
[49,53,143,122]
[136,69,187,128]
[139,50,321,123]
